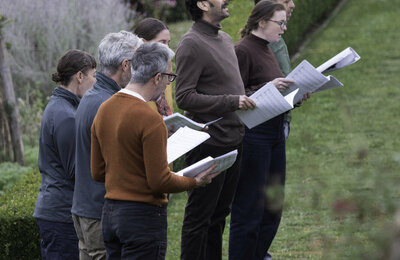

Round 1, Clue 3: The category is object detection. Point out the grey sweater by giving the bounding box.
[71,72,120,219]
[175,20,245,147]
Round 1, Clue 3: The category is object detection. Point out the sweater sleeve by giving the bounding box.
[90,121,105,183]
[54,115,76,179]
[175,38,240,115]
[142,121,196,193]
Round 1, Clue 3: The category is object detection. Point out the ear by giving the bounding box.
[258,19,267,29]
[122,59,130,72]
[76,71,84,84]
[153,72,162,86]
[197,0,209,12]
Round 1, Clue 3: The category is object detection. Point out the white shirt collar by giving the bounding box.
[119,88,146,102]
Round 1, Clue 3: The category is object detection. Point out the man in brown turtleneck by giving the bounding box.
[175,0,256,259]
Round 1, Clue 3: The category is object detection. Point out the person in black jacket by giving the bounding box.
[34,49,96,260]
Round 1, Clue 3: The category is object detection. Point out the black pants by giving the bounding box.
[102,199,167,260]
[36,218,79,260]
[181,143,242,260]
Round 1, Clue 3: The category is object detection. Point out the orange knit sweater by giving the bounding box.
[91,92,196,206]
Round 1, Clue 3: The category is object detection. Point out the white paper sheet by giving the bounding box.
[164,113,222,131]
[176,150,238,178]
[236,82,298,129]
[283,60,330,104]
[316,47,361,74]
[166,126,210,164]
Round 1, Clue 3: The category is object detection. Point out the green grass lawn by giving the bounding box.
[166,0,400,259]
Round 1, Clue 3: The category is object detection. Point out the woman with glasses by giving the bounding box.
[34,49,96,260]
[229,1,294,259]
[134,18,175,117]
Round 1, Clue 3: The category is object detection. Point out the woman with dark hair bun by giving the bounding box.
[134,18,173,116]
[33,49,96,260]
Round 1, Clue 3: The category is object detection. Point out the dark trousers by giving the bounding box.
[102,199,167,260]
[181,143,242,260]
[229,118,286,260]
[36,218,79,260]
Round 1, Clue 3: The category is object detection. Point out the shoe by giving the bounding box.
[264,252,272,260]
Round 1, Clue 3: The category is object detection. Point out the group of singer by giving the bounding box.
[33,0,309,260]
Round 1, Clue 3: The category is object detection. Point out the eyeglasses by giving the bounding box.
[161,72,177,83]
[268,19,287,30]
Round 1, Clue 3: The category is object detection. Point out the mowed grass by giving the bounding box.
[166,0,400,259]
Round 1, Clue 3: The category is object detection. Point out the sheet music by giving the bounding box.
[316,47,361,73]
[282,60,330,104]
[176,150,238,178]
[164,113,222,131]
[315,75,343,93]
[236,82,298,129]
[167,126,210,163]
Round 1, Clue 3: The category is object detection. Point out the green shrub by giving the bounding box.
[0,169,41,260]
[0,163,32,196]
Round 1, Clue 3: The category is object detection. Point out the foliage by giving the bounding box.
[0,170,41,260]
[128,0,189,23]
[0,0,136,143]
[0,163,31,196]
[283,0,341,54]
[0,146,38,195]
[17,83,45,147]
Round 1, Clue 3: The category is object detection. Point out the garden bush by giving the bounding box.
[0,169,40,260]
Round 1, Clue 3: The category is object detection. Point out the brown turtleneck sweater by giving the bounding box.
[175,20,245,147]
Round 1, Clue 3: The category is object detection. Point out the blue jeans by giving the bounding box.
[229,116,286,260]
[36,218,79,260]
[102,199,167,260]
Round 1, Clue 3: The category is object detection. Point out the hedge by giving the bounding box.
[0,169,41,260]
[223,0,342,53]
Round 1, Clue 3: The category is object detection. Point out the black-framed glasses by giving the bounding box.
[161,72,177,83]
[268,19,287,29]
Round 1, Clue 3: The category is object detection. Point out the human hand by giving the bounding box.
[271,78,295,92]
[194,164,219,187]
[294,92,311,107]
[238,95,256,110]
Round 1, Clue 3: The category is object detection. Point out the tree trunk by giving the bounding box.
[0,90,12,162]
[0,27,24,165]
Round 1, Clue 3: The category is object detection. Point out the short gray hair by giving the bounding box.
[130,42,175,85]
[98,30,142,74]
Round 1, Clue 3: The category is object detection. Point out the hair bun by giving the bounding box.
[51,72,62,83]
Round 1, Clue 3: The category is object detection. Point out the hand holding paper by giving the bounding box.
[236,82,299,129]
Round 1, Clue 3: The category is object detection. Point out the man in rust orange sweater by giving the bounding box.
[91,42,217,260]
